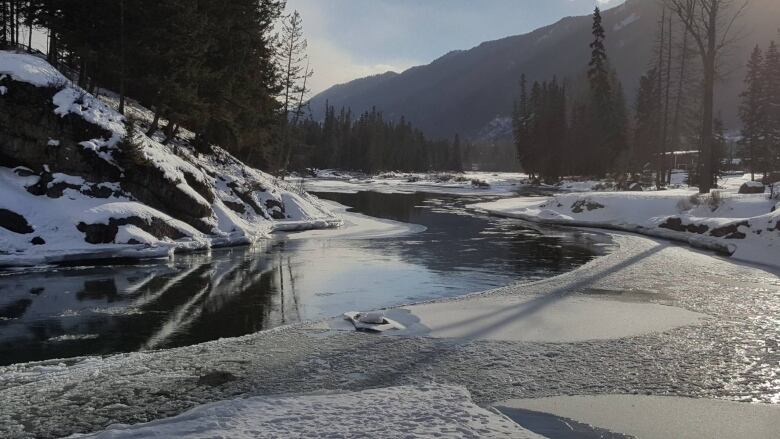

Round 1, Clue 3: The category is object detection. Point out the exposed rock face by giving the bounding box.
[0,78,120,181]
[118,150,215,234]
[77,217,187,245]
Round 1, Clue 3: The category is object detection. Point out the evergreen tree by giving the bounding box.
[763,40,780,173]
[739,46,766,181]
[634,68,662,172]
[585,7,627,176]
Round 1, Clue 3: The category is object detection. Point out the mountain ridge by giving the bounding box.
[309,0,780,141]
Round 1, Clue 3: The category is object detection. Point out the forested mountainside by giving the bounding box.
[310,0,780,140]
[0,52,339,266]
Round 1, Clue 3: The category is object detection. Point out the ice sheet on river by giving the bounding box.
[496,394,780,439]
[73,384,540,439]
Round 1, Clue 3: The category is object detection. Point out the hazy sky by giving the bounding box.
[285,0,626,95]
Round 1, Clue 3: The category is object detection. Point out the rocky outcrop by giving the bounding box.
[0,77,120,181]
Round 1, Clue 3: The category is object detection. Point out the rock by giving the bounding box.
[0,208,33,234]
[357,312,386,324]
[571,199,605,214]
[265,199,286,220]
[659,217,710,234]
[739,182,765,194]
[0,80,120,180]
[77,216,187,244]
[119,148,214,233]
[627,182,643,191]
[710,222,749,239]
[30,237,45,245]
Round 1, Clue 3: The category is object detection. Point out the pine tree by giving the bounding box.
[634,68,662,172]
[764,40,780,173]
[586,7,627,176]
[739,46,766,181]
[513,74,533,177]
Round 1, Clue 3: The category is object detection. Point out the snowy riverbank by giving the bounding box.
[472,187,779,269]
[296,170,530,196]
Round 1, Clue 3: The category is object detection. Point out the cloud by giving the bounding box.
[306,38,418,95]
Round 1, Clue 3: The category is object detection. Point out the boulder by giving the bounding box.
[739,181,765,194]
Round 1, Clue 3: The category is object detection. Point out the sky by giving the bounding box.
[285,0,626,95]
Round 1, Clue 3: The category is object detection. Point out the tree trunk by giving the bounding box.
[118,0,126,115]
[655,10,666,188]
[661,15,674,184]
[699,57,715,193]
[146,110,161,136]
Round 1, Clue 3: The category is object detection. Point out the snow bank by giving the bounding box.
[0,51,340,266]
[74,384,540,439]
[472,190,779,268]
[297,170,529,196]
[0,52,66,87]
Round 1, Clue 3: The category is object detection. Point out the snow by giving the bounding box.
[114,225,159,245]
[73,384,540,439]
[471,189,779,269]
[297,171,529,196]
[497,395,780,439]
[52,86,126,150]
[281,200,425,240]
[0,51,66,87]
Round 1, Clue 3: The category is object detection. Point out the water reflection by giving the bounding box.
[0,191,607,365]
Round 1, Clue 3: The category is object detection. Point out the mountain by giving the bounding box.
[309,0,780,141]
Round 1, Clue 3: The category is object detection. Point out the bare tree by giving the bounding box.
[278,11,313,121]
[276,10,313,172]
[665,0,747,193]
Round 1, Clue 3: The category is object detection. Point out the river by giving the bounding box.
[0,190,609,365]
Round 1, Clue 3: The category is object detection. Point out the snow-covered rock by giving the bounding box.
[739,181,766,194]
[0,51,340,266]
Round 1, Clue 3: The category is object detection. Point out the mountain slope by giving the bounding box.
[0,52,340,266]
[310,0,780,140]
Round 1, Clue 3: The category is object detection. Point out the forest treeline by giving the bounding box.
[293,106,462,173]
[739,41,780,180]
[0,0,456,173]
[2,0,286,167]
[2,1,776,185]
[513,6,701,186]
[514,2,777,191]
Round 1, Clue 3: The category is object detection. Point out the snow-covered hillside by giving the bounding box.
[0,51,340,266]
